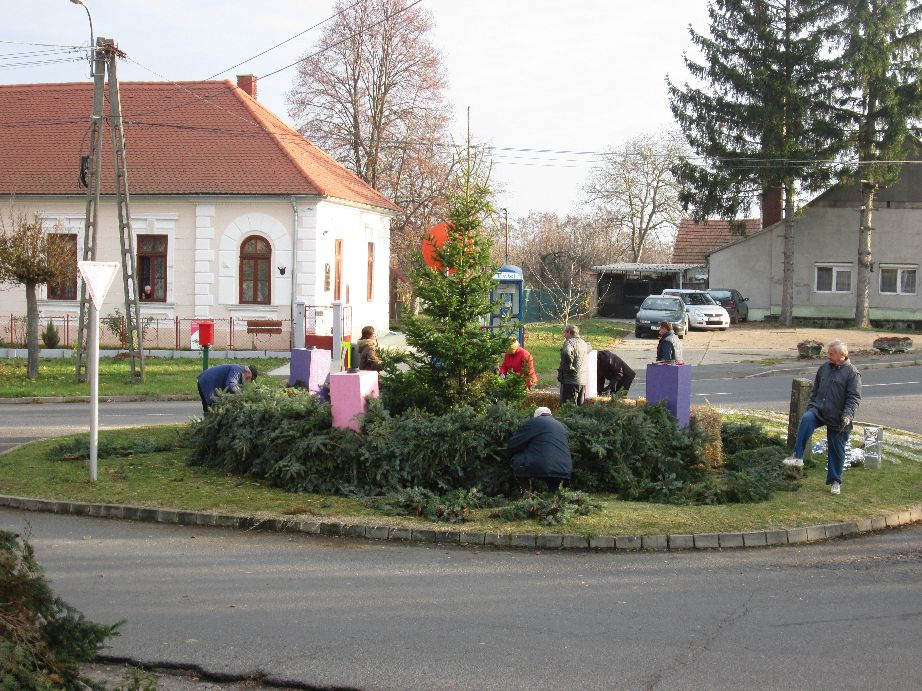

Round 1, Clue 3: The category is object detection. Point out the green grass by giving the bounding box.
[3,412,920,536]
[524,319,630,383]
[0,357,290,398]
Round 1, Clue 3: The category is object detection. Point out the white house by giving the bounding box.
[0,76,399,348]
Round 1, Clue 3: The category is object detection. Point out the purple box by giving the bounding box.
[289,347,331,396]
[645,363,692,427]
[330,370,380,432]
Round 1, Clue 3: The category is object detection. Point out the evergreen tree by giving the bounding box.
[400,144,510,410]
[668,0,838,325]
[831,1,922,327]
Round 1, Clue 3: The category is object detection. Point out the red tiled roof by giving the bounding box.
[0,80,399,212]
[671,218,762,264]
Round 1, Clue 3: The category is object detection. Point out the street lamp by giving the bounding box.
[69,0,94,77]
[501,207,509,264]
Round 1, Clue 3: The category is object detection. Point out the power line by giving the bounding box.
[203,0,363,80]
[258,0,424,79]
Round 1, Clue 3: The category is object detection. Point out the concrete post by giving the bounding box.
[294,300,305,349]
[787,378,813,453]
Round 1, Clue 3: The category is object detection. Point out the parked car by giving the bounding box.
[661,289,730,331]
[707,288,749,323]
[635,295,688,339]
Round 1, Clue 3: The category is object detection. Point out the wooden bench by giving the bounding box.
[246,319,283,335]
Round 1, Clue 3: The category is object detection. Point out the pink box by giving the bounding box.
[584,349,598,399]
[329,370,380,432]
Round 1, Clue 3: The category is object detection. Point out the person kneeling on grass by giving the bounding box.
[783,340,861,495]
[506,406,572,497]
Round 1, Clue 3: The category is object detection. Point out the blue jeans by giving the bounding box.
[793,408,850,485]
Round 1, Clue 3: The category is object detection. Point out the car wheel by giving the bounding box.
[635,329,644,339]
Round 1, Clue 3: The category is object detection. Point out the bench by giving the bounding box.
[246,319,283,335]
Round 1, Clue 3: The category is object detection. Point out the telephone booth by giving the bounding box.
[490,264,525,344]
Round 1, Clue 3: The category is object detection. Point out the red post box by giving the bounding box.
[198,321,215,347]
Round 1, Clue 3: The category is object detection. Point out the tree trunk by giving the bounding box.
[780,182,796,326]
[25,281,39,381]
[855,182,875,328]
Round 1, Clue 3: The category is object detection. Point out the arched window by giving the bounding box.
[239,235,271,304]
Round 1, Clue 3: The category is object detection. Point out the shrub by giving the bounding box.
[40,321,60,349]
[0,530,121,690]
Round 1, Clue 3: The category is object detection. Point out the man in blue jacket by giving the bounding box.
[507,407,572,496]
[196,363,257,413]
[783,340,861,495]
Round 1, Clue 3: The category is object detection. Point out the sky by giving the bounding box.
[2,0,711,219]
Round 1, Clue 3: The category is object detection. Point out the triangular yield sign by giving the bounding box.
[78,261,120,310]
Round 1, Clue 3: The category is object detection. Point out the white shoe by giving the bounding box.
[783,455,804,468]
[831,482,841,495]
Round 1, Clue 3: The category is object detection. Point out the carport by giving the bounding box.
[593,263,706,318]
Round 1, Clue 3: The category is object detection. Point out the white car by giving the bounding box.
[661,289,730,331]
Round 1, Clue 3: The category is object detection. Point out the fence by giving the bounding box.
[2,307,354,352]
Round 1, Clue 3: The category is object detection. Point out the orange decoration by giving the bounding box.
[422,221,452,270]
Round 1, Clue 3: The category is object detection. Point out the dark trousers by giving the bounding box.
[516,476,570,496]
[560,383,585,406]
[197,382,210,414]
[600,366,636,395]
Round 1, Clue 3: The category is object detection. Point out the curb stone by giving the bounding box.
[1,495,920,552]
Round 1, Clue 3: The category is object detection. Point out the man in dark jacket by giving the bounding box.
[196,363,257,413]
[507,407,572,495]
[784,340,861,495]
[656,321,683,363]
[558,324,590,405]
[597,349,635,395]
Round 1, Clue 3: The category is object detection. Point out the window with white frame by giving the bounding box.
[815,264,852,293]
[879,264,917,295]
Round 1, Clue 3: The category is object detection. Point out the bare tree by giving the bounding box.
[510,213,614,324]
[286,0,454,304]
[0,207,73,380]
[583,130,685,262]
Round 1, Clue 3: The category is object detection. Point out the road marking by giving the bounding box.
[694,392,731,396]
[862,381,920,388]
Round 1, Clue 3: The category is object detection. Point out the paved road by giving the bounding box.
[4,508,921,690]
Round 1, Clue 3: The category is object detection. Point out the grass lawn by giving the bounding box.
[523,319,630,384]
[0,357,290,398]
[3,412,920,536]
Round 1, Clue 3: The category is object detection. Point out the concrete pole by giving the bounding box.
[294,300,305,349]
[787,378,813,455]
[88,303,99,481]
[331,300,343,373]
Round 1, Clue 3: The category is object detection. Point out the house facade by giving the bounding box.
[709,164,922,324]
[0,77,398,346]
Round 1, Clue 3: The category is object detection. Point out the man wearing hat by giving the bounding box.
[196,363,258,413]
[506,406,573,495]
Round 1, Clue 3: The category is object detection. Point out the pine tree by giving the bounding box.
[668,0,838,325]
[831,1,922,327]
[400,144,510,409]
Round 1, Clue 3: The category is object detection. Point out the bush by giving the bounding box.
[0,530,121,690]
[40,321,59,349]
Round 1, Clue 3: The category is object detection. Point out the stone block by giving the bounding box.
[289,347,331,393]
[839,522,860,537]
[459,532,485,546]
[825,523,845,539]
[297,521,320,534]
[805,525,826,542]
[718,533,745,548]
[615,535,641,551]
[668,534,695,550]
[483,533,507,547]
[641,535,668,551]
[786,527,809,544]
[434,530,460,544]
[389,528,412,541]
[645,363,692,427]
[764,530,788,546]
[319,522,344,536]
[589,536,615,550]
[693,533,720,549]
[411,529,436,543]
[561,534,589,549]
[156,509,180,524]
[176,511,199,526]
[741,531,767,547]
[330,370,379,432]
[508,534,537,549]
[536,534,564,550]
[365,526,390,540]
[344,524,366,538]
[870,516,887,530]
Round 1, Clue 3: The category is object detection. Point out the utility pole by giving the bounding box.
[75,37,144,382]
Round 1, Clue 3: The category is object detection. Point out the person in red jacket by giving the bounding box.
[499,338,538,388]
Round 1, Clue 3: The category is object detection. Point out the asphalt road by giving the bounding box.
[4,508,921,690]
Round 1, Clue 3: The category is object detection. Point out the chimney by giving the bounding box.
[237,74,257,100]
[761,187,782,228]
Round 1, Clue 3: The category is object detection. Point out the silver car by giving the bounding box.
[662,289,730,331]
[634,295,688,339]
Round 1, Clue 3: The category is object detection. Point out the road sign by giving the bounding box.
[78,261,120,309]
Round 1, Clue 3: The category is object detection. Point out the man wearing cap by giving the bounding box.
[196,363,258,413]
[506,407,573,496]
